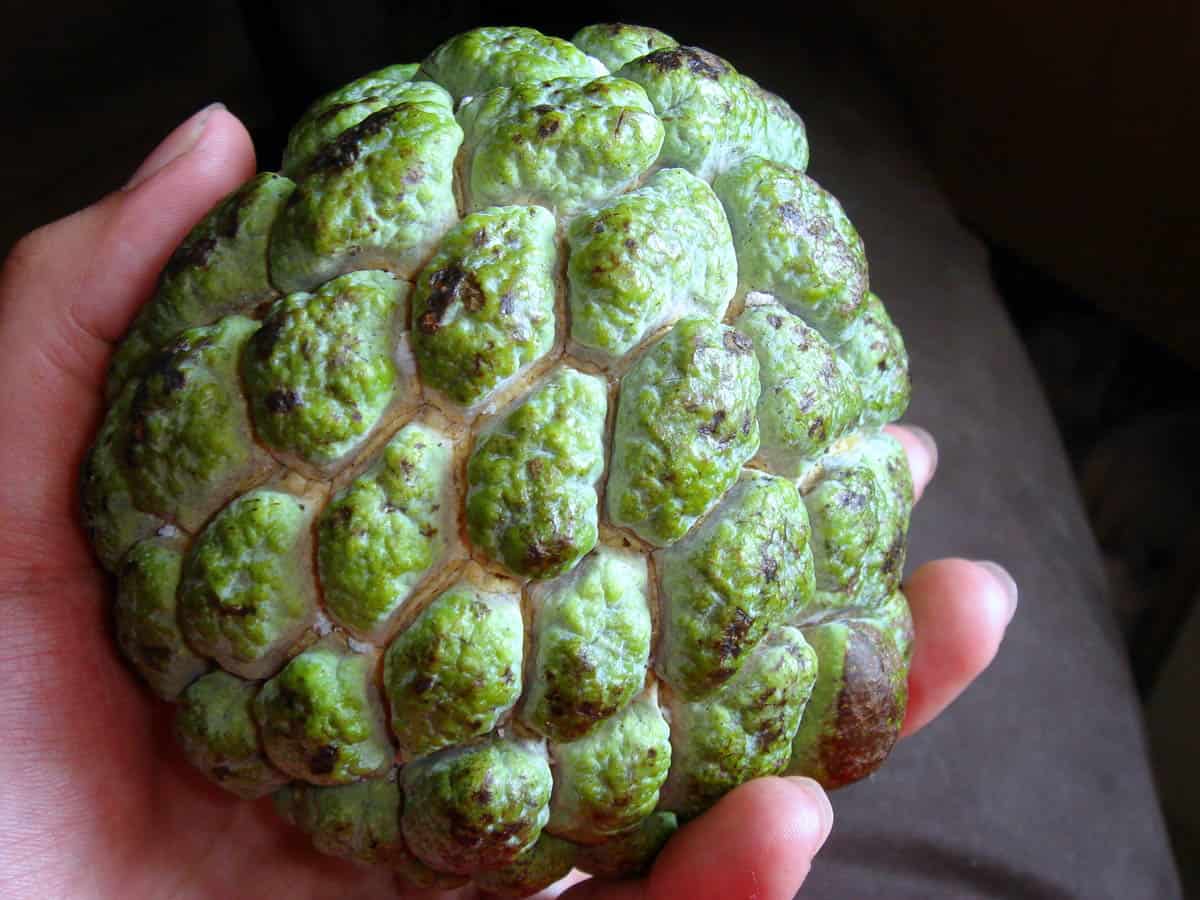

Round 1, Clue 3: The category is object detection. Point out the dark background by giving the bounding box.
[5,0,1198,890]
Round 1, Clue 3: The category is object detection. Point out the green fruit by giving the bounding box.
[84,23,915,896]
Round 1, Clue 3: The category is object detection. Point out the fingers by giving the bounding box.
[900,558,1018,737]
[885,424,937,502]
[563,777,832,900]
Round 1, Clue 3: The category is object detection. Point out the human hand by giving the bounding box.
[0,106,1018,900]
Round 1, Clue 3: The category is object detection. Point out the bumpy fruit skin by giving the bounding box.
[83,23,916,895]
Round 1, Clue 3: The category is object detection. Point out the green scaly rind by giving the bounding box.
[411,205,557,406]
[419,26,604,101]
[801,431,913,617]
[175,670,287,799]
[736,301,863,475]
[661,625,817,819]
[269,99,462,293]
[787,590,913,789]
[467,368,607,579]
[615,47,808,180]
[106,173,294,401]
[114,536,205,700]
[657,471,814,699]
[243,271,408,466]
[836,291,911,426]
[318,422,453,636]
[178,489,317,679]
[123,315,267,531]
[575,811,678,878]
[547,692,671,843]
[254,643,392,785]
[81,381,163,572]
[273,773,407,865]
[607,317,760,546]
[281,65,449,176]
[567,167,736,357]
[382,584,523,759]
[457,76,664,217]
[571,24,679,71]
[714,156,867,341]
[522,548,651,742]
[401,737,553,875]
[472,835,578,898]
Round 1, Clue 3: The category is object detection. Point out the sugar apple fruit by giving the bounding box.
[83,22,914,896]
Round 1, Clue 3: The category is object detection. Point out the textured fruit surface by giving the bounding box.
[83,23,915,895]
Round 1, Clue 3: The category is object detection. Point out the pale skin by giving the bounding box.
[0,105,1018,900]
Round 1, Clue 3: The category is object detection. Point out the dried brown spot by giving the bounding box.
[645,46,727,80]
[723,330,753,355]
[308,745,339,775]
[717,608,754,660]
[767,314,784,329]
[624,238,638,251]
[524,536,573,574]
[166,235,218,276]
[808,417,827,441]
[537,116,561,139]
[265,389,299,413]
[419,266,485,334]
[411,675,434,695]
[310,109,391,173]
[698,409,727,437]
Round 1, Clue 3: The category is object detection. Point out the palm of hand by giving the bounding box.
[0,109,1014,900]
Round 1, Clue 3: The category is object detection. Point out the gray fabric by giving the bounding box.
[706,30,1182,899]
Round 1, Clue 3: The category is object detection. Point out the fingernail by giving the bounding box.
[785,776,834,850]
[906,425,938,478]
[974,560,1018,624]
[125,102,225,190]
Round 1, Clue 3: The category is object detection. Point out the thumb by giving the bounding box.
[0,104,255,539]
[567,777,834,900]
[0,103,256,390]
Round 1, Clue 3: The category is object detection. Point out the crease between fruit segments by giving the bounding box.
[86,22,914,895]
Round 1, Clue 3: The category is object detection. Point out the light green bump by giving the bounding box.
[281,65,452,176]
[472,834,577,898]
[522,548,651,742]
[457,76,664,217]
[273,773,407,865]
[616,47,808,179]
[122,315,267,531]
[318,422,453,636]
[575,811,678,879]
[467,368,606,580]
[836,291,911,426]
[661,625,817,819]
[243,271,407,467]
[657,471,815,699]
[547,692,670,844]
[714,156,867,341]
[106,173,294,401]
[401,737,553,875]
[269,99,462,293]
[254,641,392,785]
[178,489,317,679]
[800,431,913,618]
[736,301,863,475]
[419,26,604,101]
[383,584,523,759]
[81,381,162,572]
[571,24,678,71]
[607,317,761,546]
[175,670,286,799]
[411,205,557,406]
[567,167,736,357]
[788,592,912,789]
[114,536,205,701]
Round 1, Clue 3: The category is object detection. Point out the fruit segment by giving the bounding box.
[607,316,761,546]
